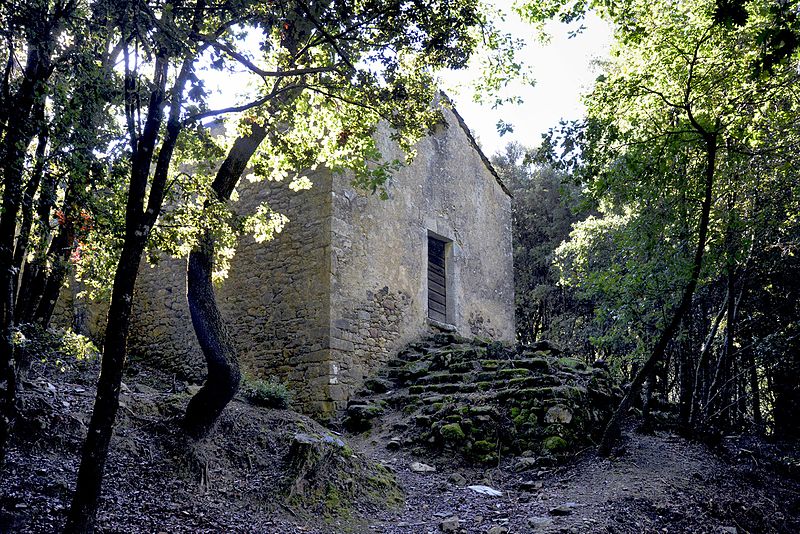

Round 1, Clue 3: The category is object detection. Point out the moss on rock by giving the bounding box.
[359,335,621,465]
[440,422,466,441]
[543,435,568,452]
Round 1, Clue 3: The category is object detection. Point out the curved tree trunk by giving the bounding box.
[598,130,718,456]
[182,126,266,439]
[181,12,304,438]
[182,230,242,438]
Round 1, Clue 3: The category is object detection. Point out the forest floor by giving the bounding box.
[1,358,799,533]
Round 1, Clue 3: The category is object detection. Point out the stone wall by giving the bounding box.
[326,108,515,410]
[128,169,334,411]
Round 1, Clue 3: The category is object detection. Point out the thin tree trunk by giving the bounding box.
[689,292,728,426]
[19,179,78,325]
[12,120,48,302]
[0,18,57,462]
[598,130,717,456]
[747,350,762,433]
[705,281,741,427]
[64,44,188,531]
[721,276,737,427]
[16,162,58,320]
[32,241,73,328]
[678,333,694,425]
[183,126,266,438]
[18,225,69,324]
[62,235,145,532]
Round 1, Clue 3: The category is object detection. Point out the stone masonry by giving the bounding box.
[126,106,514,417]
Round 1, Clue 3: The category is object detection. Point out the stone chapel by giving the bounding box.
[123,106,514,416]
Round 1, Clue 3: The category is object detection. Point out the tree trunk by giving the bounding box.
[705,278,740,428]
[771,352,800,440]
[62,235,145,532]
[747,350,762,433]
[11,120,48,302]
[64,44,191,530]
[16,162,58,321]
[18,226,70,324]
[0,18,57,462]
[32,247,73,329]
[689,292,728,426]
[183,126,266,438]
[598,131,717,456]
[678,317,695,425]
[719,272,738,427]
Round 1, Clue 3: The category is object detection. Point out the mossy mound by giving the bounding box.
[285,431,403,519]
[351,332,622,464]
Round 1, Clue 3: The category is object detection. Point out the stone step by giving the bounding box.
[430,347,485,364]
[505,357,551,373]
[416,372,465,385]
[475,371,497,382]
[496,368,531,379]
[472,367,531,382]
[506,376,560,389]
[449,361,479,373]
[479,359,501,370]
[386,360,432,384]
[410,382,478,395]
[347,397,373,407]
[474,380,513,392]
[396,348,425,362]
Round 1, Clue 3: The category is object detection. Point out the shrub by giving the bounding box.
[13,324,99,373]
[241,376,293,409]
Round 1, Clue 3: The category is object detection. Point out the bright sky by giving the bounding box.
[200,3,613,158]
[440,5,613,157]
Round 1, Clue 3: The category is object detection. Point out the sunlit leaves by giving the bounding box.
[541,0,800,362]
[243,205,288,244]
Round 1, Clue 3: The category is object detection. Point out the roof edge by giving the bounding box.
[439,93,512,199]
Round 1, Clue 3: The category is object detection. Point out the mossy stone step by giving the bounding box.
[496,368,531,378]
[506,375,562,388]
[431,332,470,345]
[479,359,501,370]
[497,386,560,401]
[519,349,553,359]
[396,349,425,362]
[474,381,503,392]
[416,372,466,385]
[556,357,587,371]
[409,383,479,395]
[430,346,485,363]
[449,361,479,373]
[508,357,551,373]
[393,360,432,383]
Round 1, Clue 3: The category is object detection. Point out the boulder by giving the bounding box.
[544,405,573,425]
[439,517,461,532]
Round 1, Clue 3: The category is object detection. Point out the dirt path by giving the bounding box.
[355,427,799,533]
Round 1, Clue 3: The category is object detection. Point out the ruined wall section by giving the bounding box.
[129,169,333,410]
[327,108,515,408]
